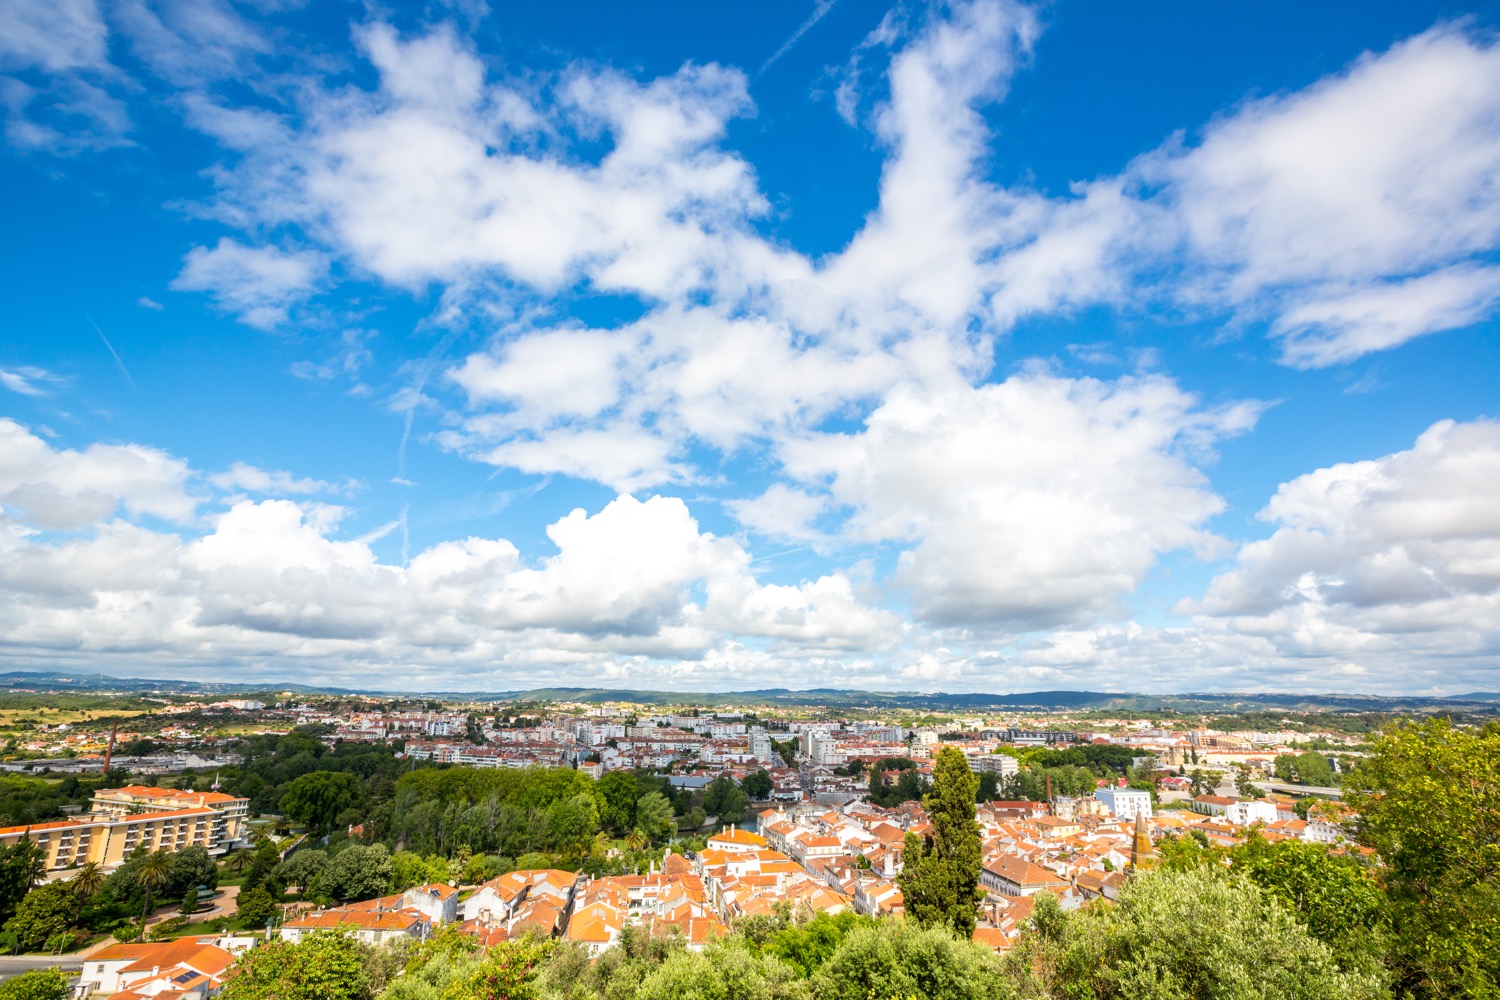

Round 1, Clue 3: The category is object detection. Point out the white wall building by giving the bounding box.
[1093,787,1153,821]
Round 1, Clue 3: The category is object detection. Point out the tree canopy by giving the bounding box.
[1346,719,1500,997]
[898,746,983,937]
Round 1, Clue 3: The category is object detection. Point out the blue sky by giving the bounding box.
[2,0,1499,695]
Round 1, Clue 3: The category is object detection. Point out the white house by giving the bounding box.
[1093,787,1152,821]
[1225,800,1279,826]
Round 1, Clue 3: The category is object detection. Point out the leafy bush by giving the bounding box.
[0,966,69,1000]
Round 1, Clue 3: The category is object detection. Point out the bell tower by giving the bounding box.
[1130,810,1156,872]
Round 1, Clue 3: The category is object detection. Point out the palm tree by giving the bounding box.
[223,848,253,874]
[624,828,646,852]
[135,851,174,926]
[70,861,106,899]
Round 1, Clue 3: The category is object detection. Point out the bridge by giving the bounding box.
[1252,781,1342,799]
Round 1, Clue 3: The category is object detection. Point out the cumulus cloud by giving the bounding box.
[0,419,198,528]
[170,239,327,328]
[1184,419,1500,663]
[0,489,893,679]
[726,484,830,545]
[1163,26,1500,364]
[0,415,891,677]
[779,373,1260,629]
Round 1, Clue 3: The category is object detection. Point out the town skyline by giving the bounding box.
[4,0,1500,695]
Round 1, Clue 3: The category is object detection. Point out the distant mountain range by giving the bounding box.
[0,670,1495,714]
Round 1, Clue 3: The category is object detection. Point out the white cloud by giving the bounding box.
[1184,419,1500,663]
[113,0,268,87]
[0,0,108,72]
[727,483,830,545]
[997,23,1500,367]
[209,462,359,497]
[170,239,326,328]
[0,366,53,396]
[0,484,892,678]
[1271,266,1500,368]
[0,419,198,528]
[780,373,1259,629]
[449,328,628,422]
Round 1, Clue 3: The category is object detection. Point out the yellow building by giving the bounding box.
[0,785,250,872]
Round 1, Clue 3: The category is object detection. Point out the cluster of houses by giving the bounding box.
[249,779,1355,971]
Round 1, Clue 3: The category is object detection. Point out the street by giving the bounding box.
[0,955,81,979]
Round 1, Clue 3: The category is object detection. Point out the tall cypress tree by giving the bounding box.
[898,745,984,936]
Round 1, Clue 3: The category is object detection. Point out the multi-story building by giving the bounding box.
[1093,787,1153,821]
[971,754,1019,777]
[0,785,250,872]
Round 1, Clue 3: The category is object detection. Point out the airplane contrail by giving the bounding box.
[760,0,843,74]
[83,310,137,391]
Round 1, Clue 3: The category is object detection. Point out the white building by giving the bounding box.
[972,754,1019,777]
[1225,800,1279,826]
[807,730,844,766]
[1093,787,1152,821]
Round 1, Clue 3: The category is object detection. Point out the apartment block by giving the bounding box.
[0,785,250,872]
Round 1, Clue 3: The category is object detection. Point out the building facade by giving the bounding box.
[0,785,250,872]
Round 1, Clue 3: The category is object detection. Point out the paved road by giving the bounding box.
[0,955,82,979]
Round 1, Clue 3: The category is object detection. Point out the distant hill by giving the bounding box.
[0,670,347,698]
[0,670,1494,715]
[487,686,1500,714]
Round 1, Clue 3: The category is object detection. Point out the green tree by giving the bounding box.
[741,769,773,801]
[810,921,1013,1000]
[704,775,747,825]
[1013,867,1386,1000]
[596,771,639,836]
[634,792,675,844]
[168,846,218,899]
[546,793,601,855]
[1346,718,1500,998]
[1229,835,1390,979]
[219,931,372,1000]
[274,850,327,898]
[279,771,362,835]
[390,851,449,891]
[3,883,76,952]
[1294,751,1336,787]
[235,885,277,929]
[68,861,106,901]
[898,746,983,937]
[0,967,70,1000]
[134,850,173,925]
[631,939,806,1000]
[763,912,865,976]
[320,843,393,902]
[0,836,44,922]
[240,839,284,897]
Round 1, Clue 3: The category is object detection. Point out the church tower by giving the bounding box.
[1131,810,1156,872]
